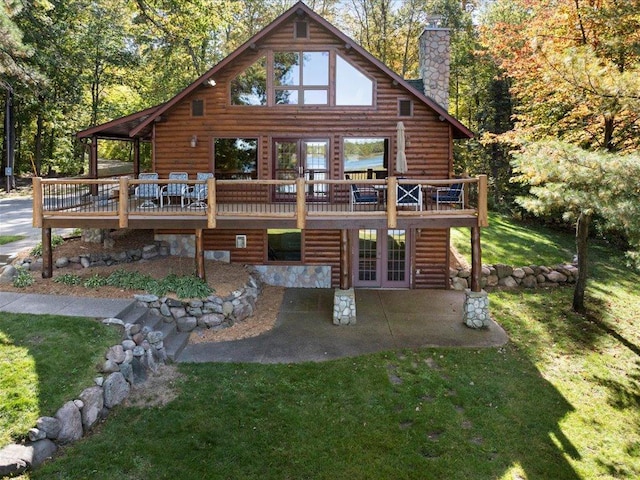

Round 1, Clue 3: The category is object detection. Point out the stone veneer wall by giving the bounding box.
[450,263,579,291]
[419,26,451,109]
[156,234,332,288]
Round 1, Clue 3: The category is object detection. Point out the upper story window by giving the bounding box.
[274,51,329,105]
[336,54,373,106]
[231,56,267,106]
[231,50,373,107]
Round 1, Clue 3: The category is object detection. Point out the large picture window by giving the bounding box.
[343,138,387,179]
[214,138,258,179]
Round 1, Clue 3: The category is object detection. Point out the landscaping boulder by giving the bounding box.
[55,401,83,444]
[103,372,130,408]
[78,386,104,432]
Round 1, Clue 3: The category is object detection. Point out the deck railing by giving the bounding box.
[33,175,488,229]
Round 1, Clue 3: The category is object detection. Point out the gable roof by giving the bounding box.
[83,1,472,140]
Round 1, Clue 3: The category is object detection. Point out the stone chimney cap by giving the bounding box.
[424,15,449,30]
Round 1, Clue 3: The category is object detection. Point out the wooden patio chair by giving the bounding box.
[182,172,213,208]
[160,172,189,208]
[431,183,464,210]
[134,173,160,208]
[396,184,422,211]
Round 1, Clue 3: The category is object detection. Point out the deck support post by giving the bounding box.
[119,177,129,228]
[470,226,482,292]
[340,229,350,289]
[464,225,490,329]
[195,228,205,280]
[42,227,52,278]
[133,138,140,179]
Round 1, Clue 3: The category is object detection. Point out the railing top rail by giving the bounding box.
[38,176,481,186]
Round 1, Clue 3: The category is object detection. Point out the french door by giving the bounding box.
[273,138,329,201]
[354,229,410,288]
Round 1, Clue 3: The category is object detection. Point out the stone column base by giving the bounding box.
[463,289,490,329]
[333,288,356,325]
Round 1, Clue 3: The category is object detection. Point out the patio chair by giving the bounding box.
[396,183,422,211]
[160,172,189,208]
[182,172,213,208]
[350,183,379,211]
[431,183,464,210]
[134,173,160,208]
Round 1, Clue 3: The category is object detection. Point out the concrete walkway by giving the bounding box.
[0,288,508,364]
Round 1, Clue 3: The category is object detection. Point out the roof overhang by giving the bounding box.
[76,104,163,141]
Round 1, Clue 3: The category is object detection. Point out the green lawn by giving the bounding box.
[4,214,640,479]
[0,234,25,246]
[0,315,121,448]
[452,212,576,266]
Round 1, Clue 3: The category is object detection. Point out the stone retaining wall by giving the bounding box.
[9,240,171,273]
[133,273,263,332]
[450,263,579,291]
[0,317,168,477]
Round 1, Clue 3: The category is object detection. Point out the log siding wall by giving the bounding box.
[152,16,455,289]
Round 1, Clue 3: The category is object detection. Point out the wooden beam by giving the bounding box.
[387,176,397,228]
[42,228,52,278]
[477,174,489,227]
[32,177,42,228]
[471,226,482,292]
[119,177,129,228]
[195,228,205,280]
[340,229,350,289]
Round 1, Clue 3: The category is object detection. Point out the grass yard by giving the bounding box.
[0,315,122,449]
[4,213,640,479]
[0,235,25,246]
[451,212,576,266]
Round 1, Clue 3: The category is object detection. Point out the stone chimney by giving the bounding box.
[418,16,451,110]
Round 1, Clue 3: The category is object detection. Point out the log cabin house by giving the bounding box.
[34,2,488,311]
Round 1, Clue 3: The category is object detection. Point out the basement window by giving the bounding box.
[268,229,302,262]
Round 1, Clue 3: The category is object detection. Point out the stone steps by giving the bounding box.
[116,302,189,363]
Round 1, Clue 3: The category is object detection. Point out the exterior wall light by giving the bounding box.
[190,135,198,148]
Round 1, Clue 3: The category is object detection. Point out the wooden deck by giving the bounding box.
[33,176,488,231]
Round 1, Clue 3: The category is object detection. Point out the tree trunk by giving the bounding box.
[573,212,590,313]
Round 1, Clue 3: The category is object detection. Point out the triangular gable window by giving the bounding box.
[231,56,267,106]
[336,54,373,106]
